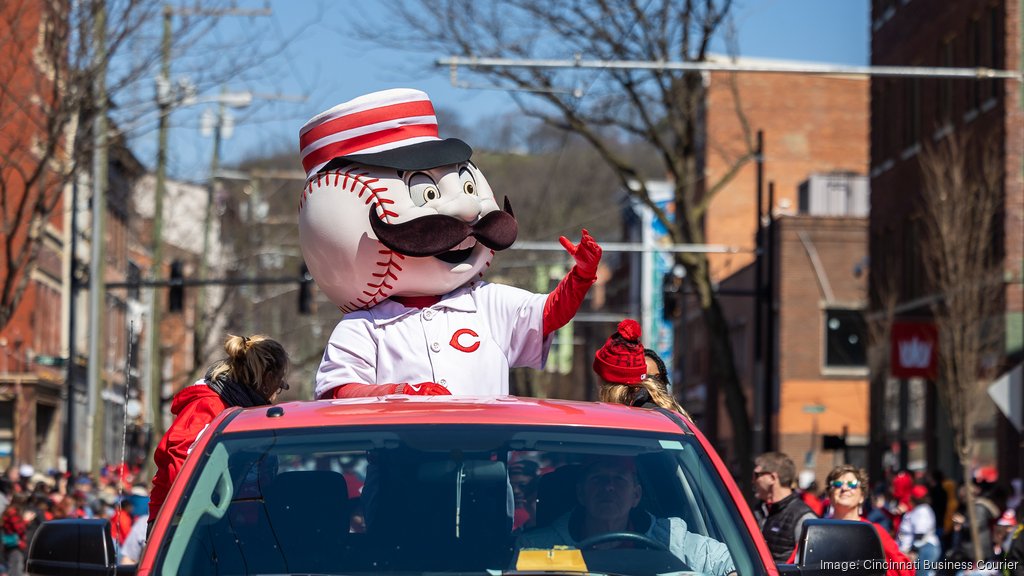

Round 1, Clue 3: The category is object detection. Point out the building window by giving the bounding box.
[938,38,954,124]
[824,309,867,368]
[986,6,1001,101]
[903,77,920,147]
[967,18,982,111]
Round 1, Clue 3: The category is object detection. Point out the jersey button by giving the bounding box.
[438,379,447,386]
[423,310,435,320]
[431,342,441,352]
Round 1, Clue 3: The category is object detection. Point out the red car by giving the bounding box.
[27,396,883,575]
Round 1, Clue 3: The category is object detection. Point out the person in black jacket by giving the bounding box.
[753,452,818,562]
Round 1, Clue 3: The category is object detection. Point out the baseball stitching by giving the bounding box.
[301,168,404,312]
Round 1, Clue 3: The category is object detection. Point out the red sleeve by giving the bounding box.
[542,268,597,336]
[323,382,450,398]
[321,383,401,398]
[148,396,224,519]
[872,522,914,576]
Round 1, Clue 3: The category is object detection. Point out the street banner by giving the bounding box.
[890,321,938,379]
[639,181,675,385]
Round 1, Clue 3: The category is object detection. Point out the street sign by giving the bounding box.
[802,404,826,414]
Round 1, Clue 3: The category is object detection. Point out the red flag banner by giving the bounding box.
[890,321,938,379]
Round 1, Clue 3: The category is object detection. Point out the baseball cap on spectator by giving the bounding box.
[910,485,929,500]
[593,320,646,385]
[974,466,999,484]
[18,464,34,478]
[798,470,816,490]
[998,509,1017,527]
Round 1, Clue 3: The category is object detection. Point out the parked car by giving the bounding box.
[26,396,883,575]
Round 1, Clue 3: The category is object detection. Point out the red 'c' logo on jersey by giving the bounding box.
[450,329,481,353]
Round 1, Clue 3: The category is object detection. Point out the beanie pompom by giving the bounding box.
[617,319,641,342]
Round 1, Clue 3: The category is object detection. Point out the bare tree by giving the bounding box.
[0,0,242,332]
[376,0,756,475]
[865,249,900,484]
[0,0,302,326]
[918,131,1005,563]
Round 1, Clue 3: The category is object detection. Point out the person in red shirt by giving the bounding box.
[797,470,826,517]
[2,495,34,576]
[148,334,290,526]
[790,465,913,576]
[110,498,134,545]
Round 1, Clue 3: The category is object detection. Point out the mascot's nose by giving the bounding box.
[435,195,482,223]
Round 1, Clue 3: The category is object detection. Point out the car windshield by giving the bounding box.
[154,424,759,576]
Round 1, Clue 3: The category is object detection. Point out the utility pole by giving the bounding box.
[87,0,108,473]
[143,3,270,478]
[144,3,173,481]
[63,176,81,475]
[753,130,765,456]
[195,88,229,363]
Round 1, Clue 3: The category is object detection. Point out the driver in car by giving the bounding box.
[514,456,736,576]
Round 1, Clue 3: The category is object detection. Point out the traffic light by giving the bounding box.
[822,434,846,451]
[168,260,184,313]
[298,264,314,315]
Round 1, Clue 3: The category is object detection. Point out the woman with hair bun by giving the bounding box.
[148,334,290,522]
[592,320,691,420]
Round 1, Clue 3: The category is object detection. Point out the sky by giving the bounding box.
[130,0,869,182]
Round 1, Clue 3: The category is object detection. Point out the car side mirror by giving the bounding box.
[776,519,886,576]
[26,518,137,575]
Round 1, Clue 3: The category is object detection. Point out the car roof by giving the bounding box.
[222,395,692,435]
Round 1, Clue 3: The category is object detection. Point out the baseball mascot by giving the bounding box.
[298,88,601,398]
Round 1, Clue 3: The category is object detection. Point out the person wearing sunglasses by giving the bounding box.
[752,452,818,562]
[816,465,913,576]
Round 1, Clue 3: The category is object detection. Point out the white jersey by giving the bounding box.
[897,503,940,553]
[315,282,552,398]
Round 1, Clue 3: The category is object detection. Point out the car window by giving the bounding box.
[154,425,760,576]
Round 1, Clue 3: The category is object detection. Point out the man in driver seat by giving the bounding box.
[514,456,735,576]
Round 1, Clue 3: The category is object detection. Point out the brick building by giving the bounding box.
[703,62,870,280]
[0,0,158,473]
[677,62,870,471]
[0,0,69,473]
[867,0,1023,483]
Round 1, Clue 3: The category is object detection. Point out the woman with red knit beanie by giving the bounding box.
[592,320,691,419]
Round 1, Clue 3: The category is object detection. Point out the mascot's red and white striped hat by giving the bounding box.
[298,88,471,179]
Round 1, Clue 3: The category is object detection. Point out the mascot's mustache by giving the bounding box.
[369,197,518,257]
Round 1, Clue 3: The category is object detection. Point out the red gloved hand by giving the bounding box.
[544,230,602,336]
[327,382,450,398]
[559,229,602,280]
[396,382,451,396]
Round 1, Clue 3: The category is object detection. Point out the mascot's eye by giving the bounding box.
[459,168,477,196]
[408,173,439,207]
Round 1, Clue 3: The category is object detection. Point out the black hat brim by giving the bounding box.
[323,138,473,172]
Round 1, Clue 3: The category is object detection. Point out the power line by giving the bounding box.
[509,240,748,254]
[437,56,1024,80]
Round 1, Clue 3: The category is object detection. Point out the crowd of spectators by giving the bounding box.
[755,454,1024,576]
[0,461,150,575]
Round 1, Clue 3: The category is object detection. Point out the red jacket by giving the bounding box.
[111,508,133,545]
[149,383,227,520]
[2,506,27,551]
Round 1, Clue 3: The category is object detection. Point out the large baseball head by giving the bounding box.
[297,89,518,313]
